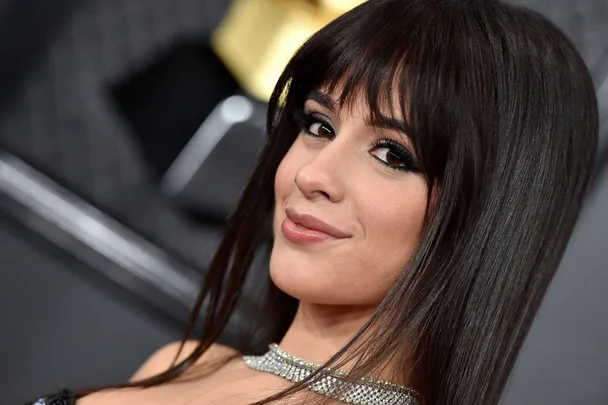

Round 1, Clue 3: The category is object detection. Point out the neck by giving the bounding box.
[278,301,377,365]
[276,301,414,385]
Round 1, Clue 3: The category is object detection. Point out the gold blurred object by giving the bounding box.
[318,0,365,16]
[212,0,365,101]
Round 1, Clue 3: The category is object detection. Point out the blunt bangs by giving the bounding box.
[271,0,500,187]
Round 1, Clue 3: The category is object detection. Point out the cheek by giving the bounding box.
[274,159,291,201]
[274,144,300,202]
[273,145,302,239]
[356,184,427,277]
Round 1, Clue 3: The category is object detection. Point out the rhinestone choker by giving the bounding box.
[243,344,419,405]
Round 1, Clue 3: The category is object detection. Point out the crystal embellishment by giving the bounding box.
[243,344,419,405]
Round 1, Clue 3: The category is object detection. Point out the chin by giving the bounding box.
[269,248,333,304]
[268,242,382,306]
[268,249,352,305]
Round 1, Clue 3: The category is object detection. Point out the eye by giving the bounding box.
[370,139,420,173]
[291,108,335,139]
[308,120,334,138]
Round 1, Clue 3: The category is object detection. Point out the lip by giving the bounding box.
[281,207,350,244]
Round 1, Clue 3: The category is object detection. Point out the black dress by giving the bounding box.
[24,389,76,405]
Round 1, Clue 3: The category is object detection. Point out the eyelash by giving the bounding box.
[291,108,420,173]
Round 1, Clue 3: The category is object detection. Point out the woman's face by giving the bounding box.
[270,88,428,307]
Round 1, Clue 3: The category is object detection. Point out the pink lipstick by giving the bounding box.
[281,208,349,244]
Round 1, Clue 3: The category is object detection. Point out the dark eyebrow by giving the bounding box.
[369,116,413,138]
[306,90,337,112]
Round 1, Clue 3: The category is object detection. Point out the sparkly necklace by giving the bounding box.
[243,344,419,405]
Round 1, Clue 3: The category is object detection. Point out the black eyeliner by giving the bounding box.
[292,106,419,173]
[372,139,420,173]
[291,107,334,137]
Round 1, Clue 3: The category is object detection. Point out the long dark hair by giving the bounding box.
[75,0,599,404]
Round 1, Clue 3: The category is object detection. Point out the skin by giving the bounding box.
[274,88,428,365]
[77,89,428,404]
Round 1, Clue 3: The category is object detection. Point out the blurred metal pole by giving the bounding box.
[0,150,200,324]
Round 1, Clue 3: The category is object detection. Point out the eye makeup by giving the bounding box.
[290,104,420,173]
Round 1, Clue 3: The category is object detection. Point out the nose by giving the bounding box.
[294,141,346,203]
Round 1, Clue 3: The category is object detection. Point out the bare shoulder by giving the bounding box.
[130,340,237,382]
[77,342,237,404]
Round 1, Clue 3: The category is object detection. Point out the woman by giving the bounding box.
[27,0,599,404]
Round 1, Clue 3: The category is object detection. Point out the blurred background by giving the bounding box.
[0,0,606,403]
